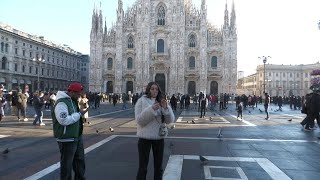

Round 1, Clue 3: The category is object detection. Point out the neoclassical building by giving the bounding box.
[89,0,237,95]
[0,23,88,92]
[237,62,320,97]
[256,63,320,97]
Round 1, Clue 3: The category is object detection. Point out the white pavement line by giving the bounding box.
[282,113,304,119]
[118,135,318,143]
[39,108,133,121]
[255,158,292,180]
[89,108,133,118]
[176,116,230,125]
[163,155,183,180]
[24,135,118,180]
[176,117,183,123]
[0,135,10,138]
[228,113,256,126]
[184,155,255,162]
[204,166,248,180]
[181,155,291,180]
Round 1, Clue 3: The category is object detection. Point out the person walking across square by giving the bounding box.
[264,92,270,120]
[237,102,243,120]
[32,91,45,126]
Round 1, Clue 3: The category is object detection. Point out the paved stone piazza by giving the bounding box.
[0,102,320,180]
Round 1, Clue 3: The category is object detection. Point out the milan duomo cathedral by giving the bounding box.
[89,0,237,96]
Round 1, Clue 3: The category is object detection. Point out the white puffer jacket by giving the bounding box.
[135,95,175,140]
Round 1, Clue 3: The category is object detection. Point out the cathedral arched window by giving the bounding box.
[157,39,164,53]
[127,57,133,69]
[157,5,165,26]
[211,56,217,68]
[189,56,195,69]
[128,36,134,49]
[189,34,196,47]
[107,58,113,70]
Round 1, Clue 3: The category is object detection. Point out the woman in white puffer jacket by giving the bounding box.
[135,82,175,180]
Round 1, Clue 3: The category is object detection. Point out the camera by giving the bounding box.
[158,124,168,137]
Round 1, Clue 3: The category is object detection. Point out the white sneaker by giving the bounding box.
[23,118,28,121]
[39,122,45,126]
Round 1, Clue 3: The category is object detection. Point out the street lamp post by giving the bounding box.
[258,56,271,94]
[33,57,45,91]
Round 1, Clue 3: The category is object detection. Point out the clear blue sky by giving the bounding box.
[1,0,320,76]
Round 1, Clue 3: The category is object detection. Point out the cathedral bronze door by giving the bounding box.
[155,74,165,93]
[210,81,218,95]
[188,81,196,95]
[126,81,133,94]
[106,81,113,93]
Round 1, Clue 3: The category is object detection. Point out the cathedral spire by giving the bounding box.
[201,0,207,20]
[117,0,124,21]
[104,18,107,34]
[118,0,123,12]
[230,0,236,30]
[201,0,206,10]
[98,7,103,34]
[223,1,229,29]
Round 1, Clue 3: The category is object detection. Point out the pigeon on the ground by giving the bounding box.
[192,120,195,124]
[199,155,209,165]
[288,119,292,122]
[170,142,174,148]
[109,127,114,132]
[248,110,251,114]
[2,148,9,154]
[96,129,99,133]
[213,113,216,116]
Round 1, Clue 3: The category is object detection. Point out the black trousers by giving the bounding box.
[237,111,242,119]
[58,136,86,180]
[301,114,318,129]
[264,105,269,118]
[200,107,206,118]
[137,138,164,180]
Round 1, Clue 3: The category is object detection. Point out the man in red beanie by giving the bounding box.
[52,82,88,180]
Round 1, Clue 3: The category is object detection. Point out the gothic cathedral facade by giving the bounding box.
[89,0,237,96]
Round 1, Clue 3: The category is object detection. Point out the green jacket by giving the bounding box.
[52,98,83,142]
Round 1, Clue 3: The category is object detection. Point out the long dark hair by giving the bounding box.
[145,82,163,102]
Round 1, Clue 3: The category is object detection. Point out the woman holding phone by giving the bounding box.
[135,82,175,180]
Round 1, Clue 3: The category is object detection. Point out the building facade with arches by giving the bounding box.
[0,23,88,92]
[255,63,320,97]
[90,0,237,96]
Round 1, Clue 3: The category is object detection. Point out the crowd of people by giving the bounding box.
[1,81,320,179]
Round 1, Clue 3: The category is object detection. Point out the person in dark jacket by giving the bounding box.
[264,93,271,120]
[32,91,45,126]
[200,95,208,118]
[300,91,320,131]
[52,82,88,180]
